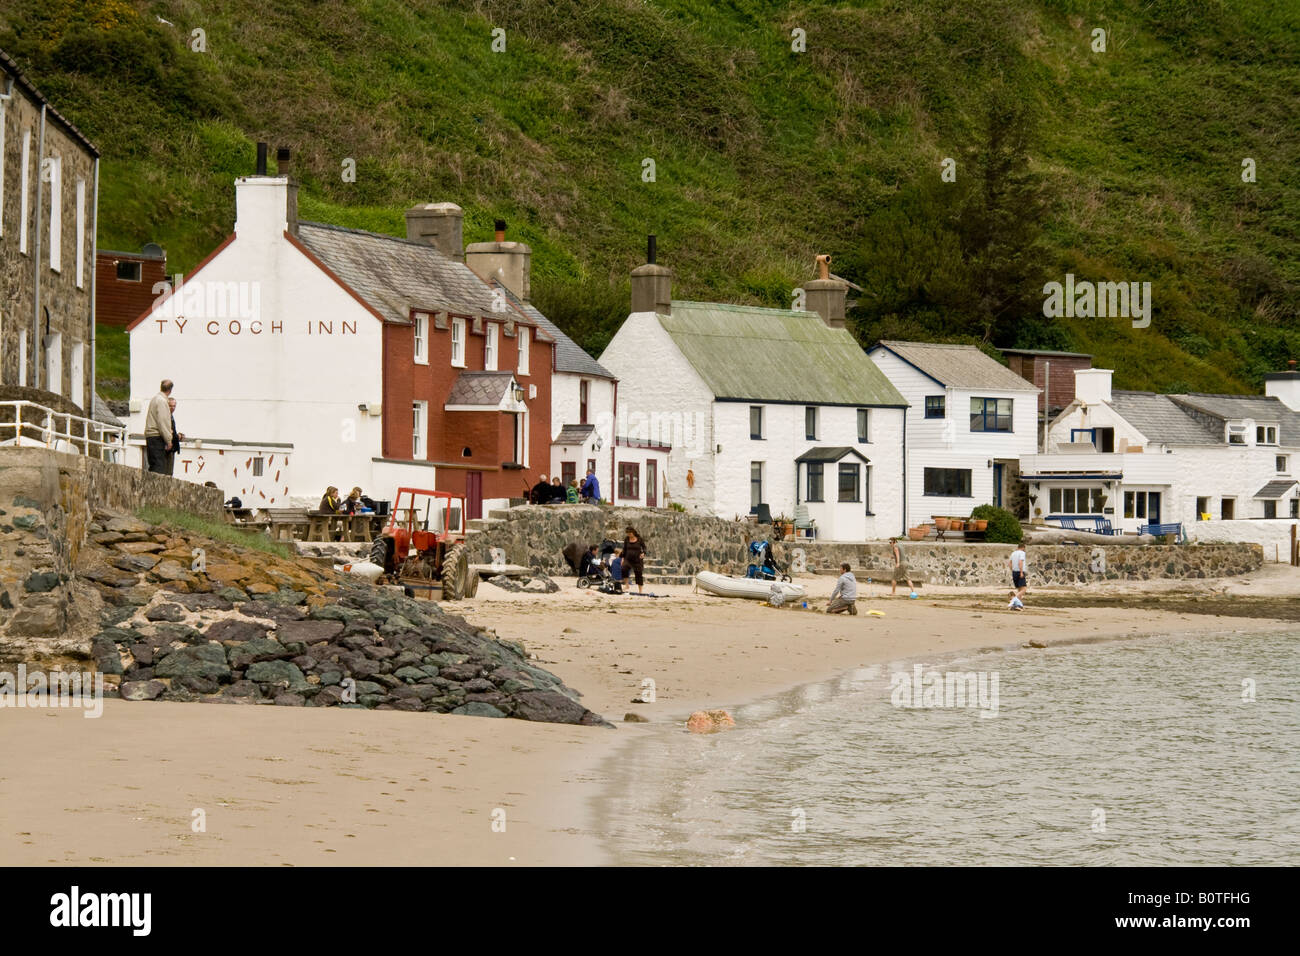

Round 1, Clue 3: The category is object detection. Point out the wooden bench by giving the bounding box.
[264,508,312,541]
[1139,522,1183,542]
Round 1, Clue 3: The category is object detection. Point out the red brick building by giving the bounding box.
[95,244,167,327]
[1002,349,1093,414]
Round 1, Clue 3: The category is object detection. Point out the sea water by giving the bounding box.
[597,630,1299,865]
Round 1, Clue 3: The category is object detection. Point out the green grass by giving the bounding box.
[94,323,130,401]
[136,505,294,559]
[2,0,1296,394]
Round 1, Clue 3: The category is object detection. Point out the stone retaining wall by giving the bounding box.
[467,505,1264,586]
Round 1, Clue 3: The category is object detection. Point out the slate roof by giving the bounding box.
[0,48,99,156]
[1107,392,1223,445]
[92,393,124,427]
[1254,479,1298,499]
[554,424,595,444]
[658,303,907,407]
[295,222,550,343]
[1170,394,1300,446]
[875,341,1037,391]
[445,371,515,407]
[794,446,872,464]
[492,282,612,379]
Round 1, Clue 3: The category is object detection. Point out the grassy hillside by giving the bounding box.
[3,0,1296,396]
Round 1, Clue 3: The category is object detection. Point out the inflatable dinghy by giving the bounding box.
[696,570,807,602]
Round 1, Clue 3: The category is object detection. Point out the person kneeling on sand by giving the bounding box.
[1008,590,1025,611]
[826,563,858,615]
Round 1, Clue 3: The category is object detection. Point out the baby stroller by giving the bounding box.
[745,540,791,582]
[577,539,622,593]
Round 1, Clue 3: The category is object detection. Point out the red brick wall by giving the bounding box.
[96,253,168,327]
[1007,354,1092,411]
[382,313,553,500]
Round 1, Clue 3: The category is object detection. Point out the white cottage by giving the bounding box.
[1018,367,1300,547]
[600,254,908,540]
[867,340,1040,527]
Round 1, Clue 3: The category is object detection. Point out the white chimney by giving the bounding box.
[1265,361,1300,411]
[1074,368,1113,406]
[235,176,291,238]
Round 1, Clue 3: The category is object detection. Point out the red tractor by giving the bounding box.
[368,488,475,599]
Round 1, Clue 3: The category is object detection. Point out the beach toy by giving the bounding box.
[868,609,886,616]
[909,591,918,599]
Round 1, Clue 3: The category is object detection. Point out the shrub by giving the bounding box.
[971,504,1022,544]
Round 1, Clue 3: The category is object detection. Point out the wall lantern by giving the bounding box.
[512,384,526,403]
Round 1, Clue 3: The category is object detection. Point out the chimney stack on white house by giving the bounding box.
[630,235,672,315]
[235,142,298,238]
[802,254,848,328]
[1265,359,1300,411]
[1074,367,1113,406]
[405,202,465,263]
[466,218,531,303]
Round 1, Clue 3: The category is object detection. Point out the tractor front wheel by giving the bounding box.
[370,536,394,574]
[441,542,469,601]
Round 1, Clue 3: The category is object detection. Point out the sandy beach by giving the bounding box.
[3,568,1295,866]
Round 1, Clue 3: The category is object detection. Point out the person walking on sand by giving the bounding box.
[826,563,858,615]
[888,537,914,597]
[620,526,647,594]
[143,379,174,474]
[1009,543,1028,603]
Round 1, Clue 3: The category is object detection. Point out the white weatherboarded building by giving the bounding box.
[600,258,908,540]
[868,341,1040,527]
[1018,367,1300,548]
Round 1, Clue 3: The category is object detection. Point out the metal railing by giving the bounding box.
[0,400,127,461]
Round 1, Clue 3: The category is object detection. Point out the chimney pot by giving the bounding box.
[494,218,506,242]
[276,146,291,176]
[802,256,847,328]
[647,235,657,265]
[255,142,268,176]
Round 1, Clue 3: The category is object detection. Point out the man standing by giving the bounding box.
[580,468,601,503]
[888,537,914,597]
[1008,543,1028,603]
[826,562,858,615]
[144,379,174,474]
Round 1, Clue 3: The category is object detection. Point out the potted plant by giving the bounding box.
[970,515,988,531]
[935,516,951,531]
[775,514,794,538]
[908,525,929,541]
[949,518,965,531]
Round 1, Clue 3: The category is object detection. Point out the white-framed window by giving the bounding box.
[484,322,498,370]
[749,405,764,439]
[750,461,764,510]
[517,325,530,375]
[413,313,428,364]
[18,329,27,385]
[1277,455,1289,474]
[252,457,265,476]
[1227,423,1246,444]
[1256,425,1278,445]
[48,155,62,272]
[805,406,818,441]
[412,401,428,459]
[857,408,870,442]
[19,130,31,253]
[1050,486,1105,514]
[450,317,465,367]
[75,179,86,288]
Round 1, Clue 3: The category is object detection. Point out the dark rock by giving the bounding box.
[227,637,292,669]
[144,603,188,623]
[238,601,307,623]
[223,680,263,699]
[80,564,141,588]
[174,675,220,694]
[245,660,310,692]
[216,587,250,603]
[277,620,344,646]
[24,571,62,593]
[439,662,482,682]
[120,680,166,701]
[208,619,271,644]
[261,589,307,606]
[393,665,426,682]
[388,698,425,712]
[112,553,161,573]
[512,690,597,726]
[171,592,235,611]
[146,622,207,646]
[128,643,156,666]
[623,712,650,722]
[389,684,441,702]
[91,638,123,675]
[273,693,305,706]
[308,685,348,707]
[453,702,506,718]
[0,590,11,609]
[154,644,232,682]
[340,633,376,651]
[308,604,371,624]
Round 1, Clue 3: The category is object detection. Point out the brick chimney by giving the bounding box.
[465,218,531,302]
[630,235,672,315]
[405,203,465,262]
[802,254,848,328]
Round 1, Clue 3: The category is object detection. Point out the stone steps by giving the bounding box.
[466,518,505,531]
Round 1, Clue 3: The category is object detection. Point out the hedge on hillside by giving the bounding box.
[971,504,1023,544]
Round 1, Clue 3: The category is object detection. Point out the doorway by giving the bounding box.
[992,463,1004,508]
[646,460,658,507]
[466,471,483,521]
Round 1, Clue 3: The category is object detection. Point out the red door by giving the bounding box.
[466,471,483,520]
[646,459,657,507]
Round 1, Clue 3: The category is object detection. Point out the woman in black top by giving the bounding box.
[620,526,647,593]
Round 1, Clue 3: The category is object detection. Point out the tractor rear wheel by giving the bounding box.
[370,536,393,574]
[441,542,469,601]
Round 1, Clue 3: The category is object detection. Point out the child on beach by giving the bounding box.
[1008,544,1028,603]
[1008,590,1025,611]
[888,537,914,597]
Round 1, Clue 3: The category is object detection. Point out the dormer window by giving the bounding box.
[1227,423,1246,445]
[1256,425,1278,445]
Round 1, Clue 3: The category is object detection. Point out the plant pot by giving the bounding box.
[908,526,928,541]
[949,519,964,531]
[972,519,988,531]
[935,517,950,531]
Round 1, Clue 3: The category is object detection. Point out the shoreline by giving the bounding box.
[3,569,1296,866]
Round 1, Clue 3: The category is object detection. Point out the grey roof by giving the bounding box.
[876,341,1038,391]
[295,222,549,343]
[795,446,872,464]
[1170,394,1300,446]
[493,283,613,379]
[554,424,595,444]
[1108,392,1223,445]
[999,348,1092,358]
[657,302,907,406]
[92,393,124,427]
[1254,479,1298,499]
[445,371,515,407]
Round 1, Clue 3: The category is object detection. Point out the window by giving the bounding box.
[75,180,86,288]
[857,408,870,443]
[586,458,596,474]
[1256,425,1278,445]
[1264,500,1277,519]
[44,330,61,395]
[1196,497,1210,519]
[19,130,31,253]
[806,462,824,502]
[923,467,972,497]
[749,405,764,440]
[1123,491,1154,519]
[517,325,530,375]
[1221,498,1235,520]
[70,341,84,409]
[805,406,818,441]
[750,461,764,510]
[838,462,860,502]
[579,379,589,424]
[561,461,576,487]
[412,401,427,459]
[48,156,61,272]
[1292,499,1299,519]
[115,261,142,281]
[1051,487,1105,514]
[618,462,640,500]
[970,397,1013,432]
[1277,456,1289,474]
[252,457,265,477]
[484,323,498,370]
[864,466,872,513]
[924,395,945,419]
[450,318,466,367]
[1070,427,1114,452]
[1228,424,1246,444]
[413,314,428,364]
[18,329,27,386]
